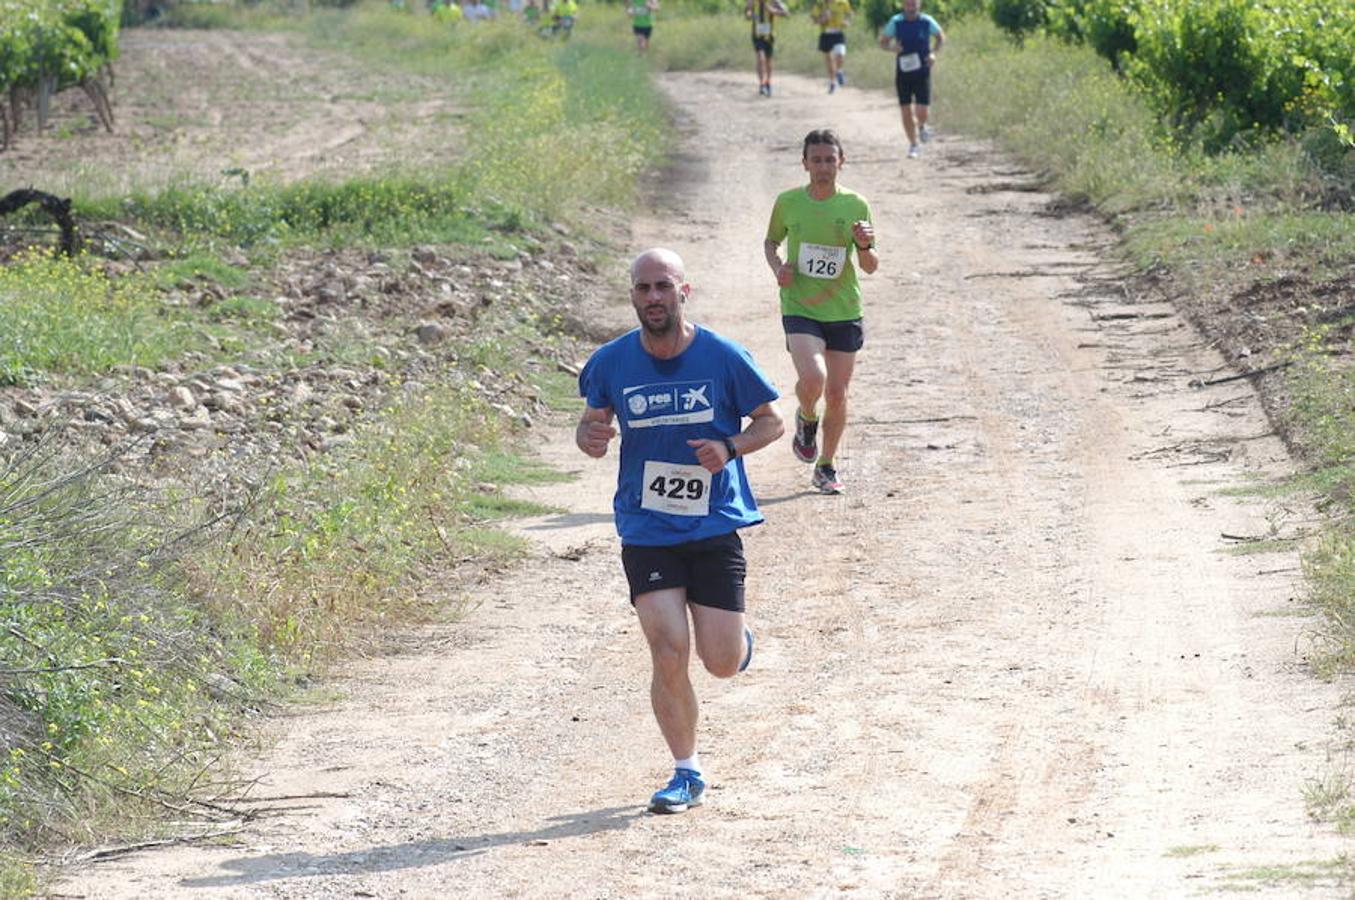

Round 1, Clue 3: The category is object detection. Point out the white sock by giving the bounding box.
[675,755,703,776]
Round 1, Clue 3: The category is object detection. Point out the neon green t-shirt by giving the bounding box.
[766,185,872,322]
[433,1,463,22]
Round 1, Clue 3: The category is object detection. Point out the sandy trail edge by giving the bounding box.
[53,70,1348,900]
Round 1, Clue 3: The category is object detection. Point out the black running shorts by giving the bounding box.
[782,315,865,353]
[622,531,747,612]
[818,31,845,53]
[895,66,931,105]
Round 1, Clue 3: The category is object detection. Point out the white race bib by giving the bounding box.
[898,52,922,73]
[755,21,772,35]
[641,461,712,516]
[798,242,847,280]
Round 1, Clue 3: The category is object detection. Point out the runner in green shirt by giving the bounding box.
[763,129,877,494]
[628,0,658,52]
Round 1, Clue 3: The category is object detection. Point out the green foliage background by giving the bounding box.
[0,0,121,93]
[986,0,1355,153]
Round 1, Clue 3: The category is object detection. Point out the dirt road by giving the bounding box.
[55,70,1350,898]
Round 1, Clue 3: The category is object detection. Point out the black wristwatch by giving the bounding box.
[723,436,739,460]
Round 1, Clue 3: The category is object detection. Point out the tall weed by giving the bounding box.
[0,439,256,847]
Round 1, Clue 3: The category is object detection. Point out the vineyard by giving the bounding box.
[987,0,1355,158]
[0,0,119,149]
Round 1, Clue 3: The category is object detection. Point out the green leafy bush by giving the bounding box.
[0,0,120,94]
[1023,0,1354,152]
[1043,0,1136,67]
[989,0,1046,40]
[861,0,983,33]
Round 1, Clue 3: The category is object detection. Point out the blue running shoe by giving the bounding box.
[739,626,754,673]
[649,768,706,814]
[836,70,847,87]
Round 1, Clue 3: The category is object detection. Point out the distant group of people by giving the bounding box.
[432,0,946,157]
[428,0,578,37]
[740,0,944,158]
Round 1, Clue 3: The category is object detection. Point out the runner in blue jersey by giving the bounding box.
[577,247,784,814]
[880,0,945,159]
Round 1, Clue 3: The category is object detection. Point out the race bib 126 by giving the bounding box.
[641,460,711,516]
[798,242,847,280]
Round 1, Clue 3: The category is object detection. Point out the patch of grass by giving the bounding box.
[1305,768,1355,831]
[1251,606,1311,619]
[80,174,494,251]
[204,294,281,326]
[1218,857,1351,890]
[0,250,210,386]
[0,855,35,898]
[531,369,582,411]
[1212,478,1296,499]
[202,379,540,657]
[1220,537,1302,557]
[463,494,560,521]
[457,525,531,559]
[471,448,575,487]
[1124,213,1355,284]
[159,1,291,29]
[155,253,252,290]
[1165,843,1219,858]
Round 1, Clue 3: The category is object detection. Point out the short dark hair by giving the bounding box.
[802,128,844,160]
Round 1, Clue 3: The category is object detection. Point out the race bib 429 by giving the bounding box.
[641,461,711,517]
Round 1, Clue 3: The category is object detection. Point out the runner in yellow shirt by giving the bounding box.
[553,0,578,38]
[432,0,464,23]
[811,0,852,93]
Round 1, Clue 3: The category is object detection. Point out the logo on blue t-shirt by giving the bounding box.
[623,380,714,428]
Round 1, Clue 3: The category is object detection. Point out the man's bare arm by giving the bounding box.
[686,401,786,474]
[576,405,617,458]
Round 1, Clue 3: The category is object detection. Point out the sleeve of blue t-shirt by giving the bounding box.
[884,13,940,39]
[722,338,780,417]
[578,340,616,411]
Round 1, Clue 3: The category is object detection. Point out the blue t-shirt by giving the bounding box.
[579,325,779,546]
[884,12,940,66]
